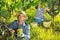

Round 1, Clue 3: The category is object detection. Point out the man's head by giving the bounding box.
[17,11,27,22]
[35,4,41,9]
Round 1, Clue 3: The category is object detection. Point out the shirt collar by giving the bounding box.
[22,22,26,27]
[17,20,26,27]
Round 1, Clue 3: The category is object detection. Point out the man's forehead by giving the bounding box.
[19,13,25,16]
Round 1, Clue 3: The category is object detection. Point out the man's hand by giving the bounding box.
[9,29,15,35]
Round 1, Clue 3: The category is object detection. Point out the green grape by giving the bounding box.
[17,29,23,37]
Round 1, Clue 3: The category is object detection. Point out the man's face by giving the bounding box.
[38,5,41,8]
[18,14,25,22]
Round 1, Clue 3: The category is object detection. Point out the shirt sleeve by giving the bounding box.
[8,21,17,29]
[7,20,18,30]
[7,22,14,29]
[24,25,30,40]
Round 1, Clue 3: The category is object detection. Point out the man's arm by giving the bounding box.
[7,21,16,35]
[7,23,13,29]
[22,25,30,40]
[44,7,48,13]
[25,25,30,40]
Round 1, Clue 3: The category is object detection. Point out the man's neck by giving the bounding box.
[18,21,23,26]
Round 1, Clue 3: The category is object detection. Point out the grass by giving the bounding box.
[30,25,60,40]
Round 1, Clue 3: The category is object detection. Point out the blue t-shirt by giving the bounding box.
[35,8,44,18]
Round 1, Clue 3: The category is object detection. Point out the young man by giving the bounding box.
[35,4,47,25]
[8,11,30,40]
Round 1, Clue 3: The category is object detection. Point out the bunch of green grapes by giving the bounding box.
[17,29,23,37]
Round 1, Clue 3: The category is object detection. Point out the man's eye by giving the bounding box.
[22,16,24,17]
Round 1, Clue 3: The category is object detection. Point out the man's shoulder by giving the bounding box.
[25,22,29,26]
[24,22,30,29]
[9,20,18,25]
[12,20,17,23]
